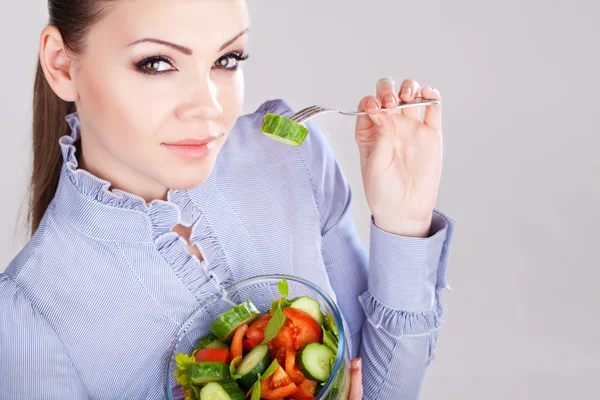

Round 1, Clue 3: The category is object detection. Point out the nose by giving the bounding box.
[177,77,223,121]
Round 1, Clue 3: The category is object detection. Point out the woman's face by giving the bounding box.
[71,0,249,200]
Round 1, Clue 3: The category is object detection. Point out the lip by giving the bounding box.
[162,135,222,159]
[164,136,221,146]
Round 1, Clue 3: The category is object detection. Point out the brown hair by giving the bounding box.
[30,1,115,234]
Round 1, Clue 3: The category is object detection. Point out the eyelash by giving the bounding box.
[134,55,176,75]
[214,51,250,71]
[134,51,250,76]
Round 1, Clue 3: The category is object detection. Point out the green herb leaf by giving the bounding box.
[270,298,292,314]
[174,369,190,387]
[174,353,195,393]
[261,359,280,380]
[229,356,243,380]
[263,303,286,343]
[251,374,262,400]
[270,300,277,314]
[189,385,202,400]
[331,364,346,389]
[324,312,339,338]
[277,278,289,298]
[280,298,291,308]
[322,326,339,354]
[175,353,195,370]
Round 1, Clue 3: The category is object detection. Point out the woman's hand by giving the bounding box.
[355,78,443,238]
[348,358,363,399]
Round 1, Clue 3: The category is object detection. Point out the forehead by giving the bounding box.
[93,0,249,52]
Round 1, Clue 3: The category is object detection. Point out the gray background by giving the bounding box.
[2,1,598,399]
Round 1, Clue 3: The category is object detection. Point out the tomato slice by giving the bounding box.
[282,308,322,350]
[246,314,271,343]
[271,325,294,350]
[295,379,318,397]
[260,365,298,399]
[267,324,292,365]
[243,338,260,352]
[260,383,298,399]
[194,348,230,364]
[285,348,305,385]
[267,309,322,366]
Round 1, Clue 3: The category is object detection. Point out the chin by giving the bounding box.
[162,168,214,191]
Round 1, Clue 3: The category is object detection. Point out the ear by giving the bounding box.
[39,25,79,102]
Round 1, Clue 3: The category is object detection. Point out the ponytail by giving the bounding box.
[29,59,75,234]
[30,0,117,234]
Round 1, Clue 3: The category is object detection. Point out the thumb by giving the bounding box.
[348,358,363,400]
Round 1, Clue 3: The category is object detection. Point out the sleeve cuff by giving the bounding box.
[368,209,456,312]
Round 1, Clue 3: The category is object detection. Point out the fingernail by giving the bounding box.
[370,114,383,127]
[357,358,362,369]
[406,87,412,98]
[384,94,396,108]
[367,100,379,113]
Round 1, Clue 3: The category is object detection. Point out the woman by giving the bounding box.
[0,0,456,399]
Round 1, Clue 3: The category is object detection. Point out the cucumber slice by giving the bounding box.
[290,296,324,325]
[235,344,272,389]
[196,334,229,350]
[296,343,335,382]
[205,340,228,349]
[199,380,245,400]
[322,328,338,354]
[211,300,260,341]
[189,362,230,386]
[261,113,309,147]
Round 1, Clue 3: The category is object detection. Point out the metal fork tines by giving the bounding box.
[289,106,337,124]
[289,96,440,124]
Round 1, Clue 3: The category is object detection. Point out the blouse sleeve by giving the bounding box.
[0,274,89,399]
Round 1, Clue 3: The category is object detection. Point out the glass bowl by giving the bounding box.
[164,274,351,400]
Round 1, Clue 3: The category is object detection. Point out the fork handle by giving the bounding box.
[339,96,440,116]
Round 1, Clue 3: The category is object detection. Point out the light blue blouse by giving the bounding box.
[0,99,455,399]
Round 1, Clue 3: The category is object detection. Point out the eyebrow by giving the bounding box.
[127,28,250,55]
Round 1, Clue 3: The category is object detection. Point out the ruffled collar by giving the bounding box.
[51,112,232,299]
[52,112,217,242]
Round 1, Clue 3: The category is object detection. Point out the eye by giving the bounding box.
[214,52,250,71]
[135,56,177,75]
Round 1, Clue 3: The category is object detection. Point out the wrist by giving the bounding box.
[372,213,433,238]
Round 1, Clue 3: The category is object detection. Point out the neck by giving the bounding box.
[78,136,168,204]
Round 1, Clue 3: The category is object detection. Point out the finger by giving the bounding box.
[348,358,363,400]
[355,96,396,161]
[422,86,442,130]
[376,77,398,110]
[399,79,421,120]
[356,95,383,131]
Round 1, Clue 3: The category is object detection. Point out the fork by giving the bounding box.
[289,96,440,124]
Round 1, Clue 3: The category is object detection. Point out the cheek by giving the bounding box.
[217,71,245,131]
[76,60,176,148]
